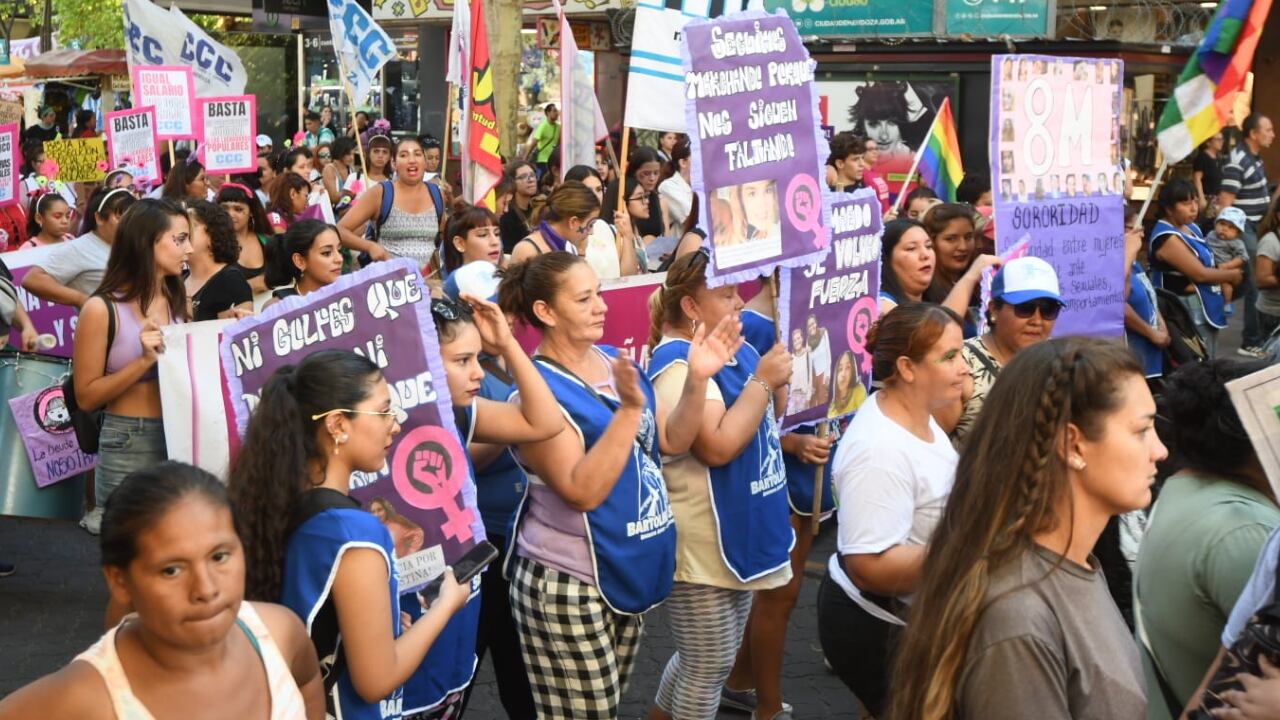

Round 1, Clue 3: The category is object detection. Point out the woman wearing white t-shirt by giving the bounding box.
[817,302,967,718]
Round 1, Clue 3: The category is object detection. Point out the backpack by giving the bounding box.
[359,180,444,268]
[63,295,116,454]
[1188,555,1280,718]
[1154,288,1207,374]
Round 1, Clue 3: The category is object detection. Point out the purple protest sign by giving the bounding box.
[4,245,80,356]
[219,259,483,593]
[990,54,1126,337]
[682,10,831,288]
[8,384,95,488]
[778,189,880,432]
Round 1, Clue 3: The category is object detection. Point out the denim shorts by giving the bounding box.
[96,414,168,503]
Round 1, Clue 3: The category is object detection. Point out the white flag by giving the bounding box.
[446,0,470,86]
[624,0,750,132]
[327,0,396,104]
[555,0,608,175]
[122,0,248,97]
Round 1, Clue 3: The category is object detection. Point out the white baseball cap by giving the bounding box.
[991,256,1064,306]
[255,134,272,148]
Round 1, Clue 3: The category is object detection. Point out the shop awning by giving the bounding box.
[23,49,127,78]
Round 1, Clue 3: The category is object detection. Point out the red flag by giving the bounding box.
[467,0,502,209]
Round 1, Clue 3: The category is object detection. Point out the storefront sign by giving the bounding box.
[373,0,620,21]
[42,138,108,183]
[759,0,934,37]
[221,259,483,593]
[105,106,161,183]
[990,54,1125,337]
[198,95,257,174]
[945,0,1053,37]
[683,10,831,287]
[8,385,95,488]
[536,17,611,51]
[131,65,197,140]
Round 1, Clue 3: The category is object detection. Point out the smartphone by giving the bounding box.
[417,540,499,606]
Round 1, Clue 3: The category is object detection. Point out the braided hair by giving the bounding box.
[888,337,1142,720]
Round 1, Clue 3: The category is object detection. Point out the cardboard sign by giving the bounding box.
[778,189,881,431]
[41,138,108,183]
[105,106,161,183]
[0,98,23,125]
[990,54,1126,337]
[131,65,197,139]
[0,123,18,207]
[682,10,831,287]
[198,95,257,174]
[8,385,96,488]
[220,259,483,593]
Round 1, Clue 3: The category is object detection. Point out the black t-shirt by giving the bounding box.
[1194,150,1223,198]
[22,124,59,146]
[633,191,665,238]
[499,205,533,254]
[191,265,252,322]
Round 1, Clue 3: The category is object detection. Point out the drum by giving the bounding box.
[0,351,86,520]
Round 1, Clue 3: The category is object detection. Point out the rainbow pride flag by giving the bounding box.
[917,97,964,203]
[1157,0,1272,163]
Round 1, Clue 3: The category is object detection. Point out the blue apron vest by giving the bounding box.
[474,359,527,541]
[1125,260,1164,378]
[738,312,838,520]
[282,507,405,720]
[401,403,481,713]
[1150,219,1226,329]
[649,338,793,582]
[514,346,676,615]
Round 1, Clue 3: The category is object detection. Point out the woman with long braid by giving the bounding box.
[889,337,1167,719]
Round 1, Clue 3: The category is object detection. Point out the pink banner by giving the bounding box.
[198,95,257,175]
[131,65,196,140]
[0,123,17,208]
[105,105,160,184]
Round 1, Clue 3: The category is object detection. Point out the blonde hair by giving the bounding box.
[646,250,709,349]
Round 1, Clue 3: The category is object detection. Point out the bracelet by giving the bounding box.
[747,374,772,394]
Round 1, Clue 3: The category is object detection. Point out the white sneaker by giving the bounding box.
[79,507,102,536]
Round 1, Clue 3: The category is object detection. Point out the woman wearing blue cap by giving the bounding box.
[939,256,1064,447]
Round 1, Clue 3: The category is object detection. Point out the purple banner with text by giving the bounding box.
[990,54,1125,337]
[682,10,831,288]
[778,189,880,432]
[220,259,483,593]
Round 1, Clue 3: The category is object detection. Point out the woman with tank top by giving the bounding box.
[73,199,190,543]
[424,294,560,719]
[262,220,343,309]
[218,183,274,298]
[337,136,441,273]
[508,181,601,267]
[230,351,471,720]
[645,251,795,720]
[0,462,323,720]
[495,252,740,718]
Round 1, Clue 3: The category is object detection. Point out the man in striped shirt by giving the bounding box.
[1219,113,1275,356]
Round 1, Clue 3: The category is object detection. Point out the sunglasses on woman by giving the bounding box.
[1005,299,1063,320]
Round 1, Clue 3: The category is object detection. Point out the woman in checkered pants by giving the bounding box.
[495,252,739,719]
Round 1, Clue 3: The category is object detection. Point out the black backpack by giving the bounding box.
[63,296,115,454]
[1154,288,1207,374]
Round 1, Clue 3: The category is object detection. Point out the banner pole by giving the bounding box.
[1134,159,1169,230]
[167,139,175,169]
[616,126,630,210]
[442,83,456,186]
[811,421,829,535]
[890,107,941,214]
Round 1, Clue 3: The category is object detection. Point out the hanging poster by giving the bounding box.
[198,96,257,174]
[778,189,880,432]
[990,54,1126,338]
[131,65,197,140]
[220,259,483,593]
[105,106,161,183]
[682,10,831,287]
[8,385,96,488]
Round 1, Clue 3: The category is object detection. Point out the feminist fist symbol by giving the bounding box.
[392,427,476,543]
